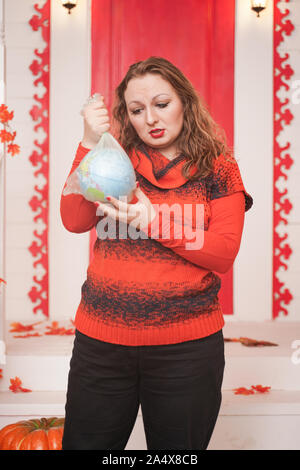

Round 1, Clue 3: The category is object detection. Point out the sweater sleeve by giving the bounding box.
[139,153,253,273]
[139,191,246,274]
[60,143,101,233]
[210,153,253,212]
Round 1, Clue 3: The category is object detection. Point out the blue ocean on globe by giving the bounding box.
[77,146,136,203]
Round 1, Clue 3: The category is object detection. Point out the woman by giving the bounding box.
[60,56,253,450]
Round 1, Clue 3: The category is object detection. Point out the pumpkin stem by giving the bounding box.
[40,417,48,429]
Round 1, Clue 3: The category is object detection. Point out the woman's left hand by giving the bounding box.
[95,185,156,231]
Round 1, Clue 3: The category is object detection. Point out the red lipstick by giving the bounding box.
[149,128,165,138]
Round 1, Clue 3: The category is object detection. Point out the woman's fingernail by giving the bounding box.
[106,196,111,201]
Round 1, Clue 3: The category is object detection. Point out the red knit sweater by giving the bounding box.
[60,143,253,346]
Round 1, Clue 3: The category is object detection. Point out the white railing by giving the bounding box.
[0,0,6,364]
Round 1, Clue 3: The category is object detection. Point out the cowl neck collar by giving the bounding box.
[129,145,197,189]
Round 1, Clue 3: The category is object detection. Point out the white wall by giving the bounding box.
[232,0,274,322]
[273,0,300,322]
[3,0,300,323]
[49,0,91,321]
[4,0,91,321]
[5,0,48,321]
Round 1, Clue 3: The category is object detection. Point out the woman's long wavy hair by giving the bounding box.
[112,56,234,180]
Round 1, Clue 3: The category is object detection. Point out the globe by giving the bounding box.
[76,146,136,203]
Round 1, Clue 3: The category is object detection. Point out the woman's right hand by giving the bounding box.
[81,93,110,149]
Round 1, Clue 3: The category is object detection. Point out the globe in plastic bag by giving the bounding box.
[63,132,136,203]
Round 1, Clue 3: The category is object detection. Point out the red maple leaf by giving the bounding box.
[0,104,14,123]
[233,387,255,395]
[251,385,271,394]
[9,377,32,393]
[10,322,41,333]
[7,143,20,156]
[0,129,15,143]
[45,321,74,336]
[225,336,278,347]
[13,333,42,339]
[233,385,271,395]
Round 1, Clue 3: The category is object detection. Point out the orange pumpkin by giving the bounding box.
[0,417,64,450]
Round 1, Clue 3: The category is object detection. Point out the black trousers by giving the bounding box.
[62,329,225,450]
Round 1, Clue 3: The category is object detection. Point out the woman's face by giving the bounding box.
[124,73,184,158]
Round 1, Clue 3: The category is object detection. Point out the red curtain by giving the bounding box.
[90,0,235,314]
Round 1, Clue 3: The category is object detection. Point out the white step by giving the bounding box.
[0,320,74,392]
[1,320,300,391]
[222,320,300,390]
[211,389,300,450]
[0,390,300,450]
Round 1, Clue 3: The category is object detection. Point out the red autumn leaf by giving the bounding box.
[233,385,271,395]
[0,104,14,123]
[9,377,32,393]
[13,333,42,339]
[0,129,15,143]
[61,328,75,335]
[44,321,62,335]
[45,327,74,336]
[9,376,22,392]
[10,322,41,333]
[239,337,278,347]
[44,321,75,336]
[20,386,32,393]
[225,336,278,347]
[233,387,255,395]
[251,385,271,394]
[0,278,6,285]
[0,369,3,379]
[7,143,20,156]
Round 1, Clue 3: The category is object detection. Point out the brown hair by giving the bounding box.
[112,56,234,180]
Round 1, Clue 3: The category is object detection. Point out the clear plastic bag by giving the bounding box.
[63,132,136,203]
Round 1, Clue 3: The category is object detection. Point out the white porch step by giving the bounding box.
[0,390,300,450]
[211,389,300,450]
[0,390,66,421]
[0,320,74,392]
[222,320,300,390]
[1,320,300,392]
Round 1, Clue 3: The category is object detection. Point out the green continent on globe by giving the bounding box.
[86,187,105,201]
